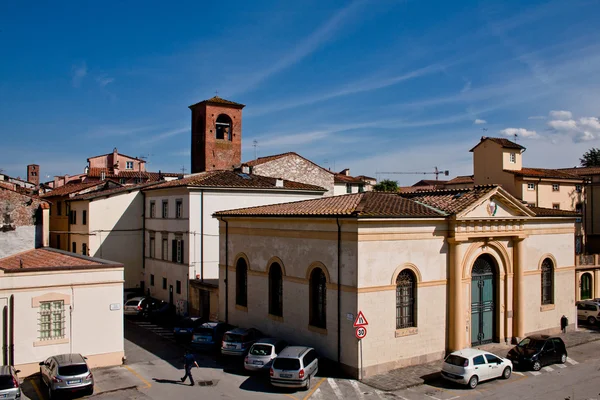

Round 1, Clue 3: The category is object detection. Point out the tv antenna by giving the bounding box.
[252,140,258,160]
[180,165,187,174]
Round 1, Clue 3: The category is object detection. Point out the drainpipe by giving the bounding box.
[200,191,204,282]
[221,218,229,324]
[142,192,146,290]
[2,305,6,365]
[8,295,14,366]
[336,218,342,367]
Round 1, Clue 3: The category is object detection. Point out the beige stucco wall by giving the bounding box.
[68,200,90,256]
[0,267,124,376]
[473,141,519,193]
[519,180,583,209]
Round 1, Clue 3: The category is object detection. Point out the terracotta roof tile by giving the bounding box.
[70,182,164,201]
[413,180,448,186]
[87,168,179,181]
[0,248,122,272]
[400,186,497,215]
[39,181,114,198]
[446,175,474,185]
[504,168,583,180]
[528,206,581,217]
[558,166,600,176]
[470,137,525,152]
[334,174,365,184]
[188,96,245,109]
[143,170,326,191]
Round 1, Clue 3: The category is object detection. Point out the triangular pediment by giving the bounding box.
[457,187,535,219]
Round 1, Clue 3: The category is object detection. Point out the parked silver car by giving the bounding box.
[270,346,318,390]
[221,327,262,356]
[244,338,288,372]
[39,353,94,399]
[0,365,21,399]
[123,296,153,317]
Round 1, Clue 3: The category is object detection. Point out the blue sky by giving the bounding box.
[2,0,600,186]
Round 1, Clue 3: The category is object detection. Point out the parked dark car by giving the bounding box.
[506,335,567,371]
[221,327,263,356]
[173,317,206,342]
[191,322,233,351]
[142,300,177,324]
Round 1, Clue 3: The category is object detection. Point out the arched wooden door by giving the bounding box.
[471,255,497,345]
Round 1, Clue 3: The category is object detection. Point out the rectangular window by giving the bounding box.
[509,153,516,163]
[149,234,155,258]
[126,161,134,170]
[527,183,535,191]
[176,199,183,218]
[176,280,181,294]
[162,278,167,290]
[72,242,76,253]
[57,201,62,216]
[162,201,168,218]
[82,243,87,256]
[576,203,583,213]
[346,184,352,194]
[576,185,582,193]
[162,238,168,260]
[149,201,156,218]
[553,203,560,210]
[56,235,61,249]
[358,184,365,193]
[39,301,65,340]
[150,274,155,286]
[82,210,87,225]
[171,238,184,263]
[120,178,126,184]
[552,184,560,191]
[69,210,77,225]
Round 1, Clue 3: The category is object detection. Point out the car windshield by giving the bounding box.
[0,376,15,390]
[444,355,468,367]
[58,364,89,376]
[223,333,245,343]
[273,358,300,371]
[250,344,272,356]
[194,328,214,337]
[518,338,544,351]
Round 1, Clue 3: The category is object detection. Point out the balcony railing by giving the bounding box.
[576,254,598,266]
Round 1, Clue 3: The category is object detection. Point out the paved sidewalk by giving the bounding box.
[361,327,600,391]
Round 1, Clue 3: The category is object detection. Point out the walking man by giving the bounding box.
[181,350,199,386]
[560,315,568,334]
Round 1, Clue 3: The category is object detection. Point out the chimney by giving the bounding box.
[242,165,250,174]
[275,178,284,188]
[101,171,106,181]
[27,164,40,186]
[340,168,350,176]
[112,147,120,175]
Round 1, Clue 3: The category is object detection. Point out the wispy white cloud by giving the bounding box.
[461,80,472,93]
[71,62,87,87]
[528,115,546,120]
[232,0,365,95]
[547,114,600,142]
[474,119,487,125]
[549,110,572,120]
[168,149,191,157]
[96,74,115,87]
[547,119,578,132]
[141,127,188,145]
[499,127,539,139]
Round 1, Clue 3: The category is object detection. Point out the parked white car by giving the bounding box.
[441,348,512,389]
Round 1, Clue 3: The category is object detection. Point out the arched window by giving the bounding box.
[541,258,554,305]
[396,270,416,329]
[269,263,283,317]
[309,268,327,329]
[216,114,232,140]
[235,258,248,307]
[581,273,592,300]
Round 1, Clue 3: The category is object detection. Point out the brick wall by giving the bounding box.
[0,188,46,258]
[252,154,335,195]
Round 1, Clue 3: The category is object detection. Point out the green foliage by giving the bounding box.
[373,179,399,192]
[580,148,600,167]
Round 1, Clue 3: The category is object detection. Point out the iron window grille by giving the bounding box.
[541,258,554,305]
[39,301,65,340]
[236,259,248,307]
[176,200,183,218]
[309,268,327,329]
[269,264,283,317]
[396,270,416,329]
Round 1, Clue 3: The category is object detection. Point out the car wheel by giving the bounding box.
[502,366,511,379]
[532,361,541,371]
[588,316,596,325]
[468,375,478,389]
[560,354,567,364]
[304,376,311,391]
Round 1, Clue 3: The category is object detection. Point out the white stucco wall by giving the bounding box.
[0,267,124,376]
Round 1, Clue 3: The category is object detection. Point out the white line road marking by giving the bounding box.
[567,357,579,365]
[350,380,365,400]
[425,394,442,400]
[311,388,323,400]
[328,378,343,399]
[530,371,542,376]
[543,366,554,372]
[377,390,409,400]
[447,397,460,400]
[513,371,525,375]
[555,364,567,369]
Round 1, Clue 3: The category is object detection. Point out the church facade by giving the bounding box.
[214,185,578,378]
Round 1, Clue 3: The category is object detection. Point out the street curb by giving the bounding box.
[360,334,600,392]
[90,385,138,397]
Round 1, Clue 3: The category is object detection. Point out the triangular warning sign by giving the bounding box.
[353,311,368,327]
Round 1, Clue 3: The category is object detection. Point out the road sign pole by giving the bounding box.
[359,338,363,381]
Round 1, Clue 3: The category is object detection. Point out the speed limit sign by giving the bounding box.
[355,326,367,339]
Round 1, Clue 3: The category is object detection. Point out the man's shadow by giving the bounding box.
[152,378,187,385]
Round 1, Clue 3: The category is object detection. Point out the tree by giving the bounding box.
[373,179,399,192]
[580,148,600,167]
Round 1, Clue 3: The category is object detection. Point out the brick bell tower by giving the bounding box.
[27,164,40,186]
[189,96,245,173]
